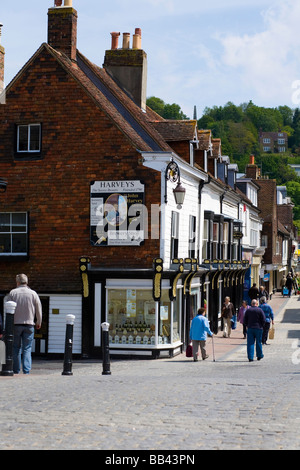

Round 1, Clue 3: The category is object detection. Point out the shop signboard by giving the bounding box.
[90,180,145,246]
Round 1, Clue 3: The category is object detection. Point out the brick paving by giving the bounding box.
[0,292,299,451]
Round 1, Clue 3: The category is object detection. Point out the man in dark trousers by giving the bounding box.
[285,273,294,297]
[244,299,265,362]
[248,283,259,301]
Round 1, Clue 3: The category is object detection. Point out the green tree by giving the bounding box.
[147,96,188,120]
[226,121,257,160]
[146,96,165,116]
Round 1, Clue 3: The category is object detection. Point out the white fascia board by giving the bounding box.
[140,151,208,182]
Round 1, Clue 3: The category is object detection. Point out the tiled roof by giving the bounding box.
[211,138,221,158]
[278,220,290,236]
[150,120,198,142]
[6,43,173,154]
[197,129,212,150]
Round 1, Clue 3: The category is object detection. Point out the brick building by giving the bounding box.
[0,1,212,358]
[245,157,293,291]
[0,1,257,359]
[259,130,288,153]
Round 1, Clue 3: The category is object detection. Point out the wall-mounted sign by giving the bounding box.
[233,231,243,239]
[90,180,145,246]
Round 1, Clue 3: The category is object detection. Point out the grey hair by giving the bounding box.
[16,274,28,285]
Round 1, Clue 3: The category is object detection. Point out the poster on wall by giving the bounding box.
[90,180,145,246]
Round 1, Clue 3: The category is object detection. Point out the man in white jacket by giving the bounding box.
[189,307,213,361]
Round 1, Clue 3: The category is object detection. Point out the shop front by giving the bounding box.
[80,258,250,358]
[199,260,250,336]
[80,258,183,359]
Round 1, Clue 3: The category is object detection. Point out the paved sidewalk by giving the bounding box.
[202,292,290,361]
[0,292,299,450]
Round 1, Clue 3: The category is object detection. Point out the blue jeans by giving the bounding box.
[13,325,35,374]
[247,328,264,361]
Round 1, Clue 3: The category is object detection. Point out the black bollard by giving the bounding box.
[101,322,111,375]
[62,315,75,376]
[1,301,17,377]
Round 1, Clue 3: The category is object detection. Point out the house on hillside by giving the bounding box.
[242,157,296,292]
[259,130,288,153]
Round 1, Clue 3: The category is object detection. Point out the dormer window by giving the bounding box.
[17,124,41,155]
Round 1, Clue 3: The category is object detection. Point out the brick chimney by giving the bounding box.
[0,23,4,95]
[245,154,260,180]
[103,28,147,111]
[48,0,78,61]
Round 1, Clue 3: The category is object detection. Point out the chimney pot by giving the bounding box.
[110,32,120,50]
[64,0,73,6]
[0,23,3,45]
[132,28,142,49]
[54,0,63,6]
[249,155,255,165]
[122,32,130,49]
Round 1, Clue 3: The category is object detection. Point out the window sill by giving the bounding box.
[14,153,42,161]
[0,255,29,262]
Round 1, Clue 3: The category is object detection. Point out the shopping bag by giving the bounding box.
[269,325,275,340]
[186,344,193,357]
[231,314,237,330]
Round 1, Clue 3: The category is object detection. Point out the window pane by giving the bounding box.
[223,223,229,242]
[107,289,156,345]
[12,234,27,253]
[0,213,10,232]
[0,234,11,253]
[0,212,28,255]
[173,293,181,342]
[171,212,179,238]
[18,126,29,151]
[160,289,171,344]
[12,213,27,233]
[29,125,41,151]
[203,219,208,239]
[213,223,219,241]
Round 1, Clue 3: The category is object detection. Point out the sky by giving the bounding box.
[1,0,300,118]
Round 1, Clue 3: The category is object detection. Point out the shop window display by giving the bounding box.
[107,288,180,346]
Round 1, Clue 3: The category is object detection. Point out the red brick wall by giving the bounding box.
[256,179,277,264]
[48,7,77,61]
[0,48,161,293]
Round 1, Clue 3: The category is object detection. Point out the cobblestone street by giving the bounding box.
[0,293,300,451]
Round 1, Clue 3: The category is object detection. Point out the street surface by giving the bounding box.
[0,292,299,451]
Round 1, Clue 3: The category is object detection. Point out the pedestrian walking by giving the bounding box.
[189,307,213,361]
[285,273,294,297]
[221,296,235,338]
[248,283,259,301]
[259,296,274,345]
[6,274,42,374]
[237,300,248,338]
[258,285,269,303]
[244,299,265,362]
[280,275,286,293]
